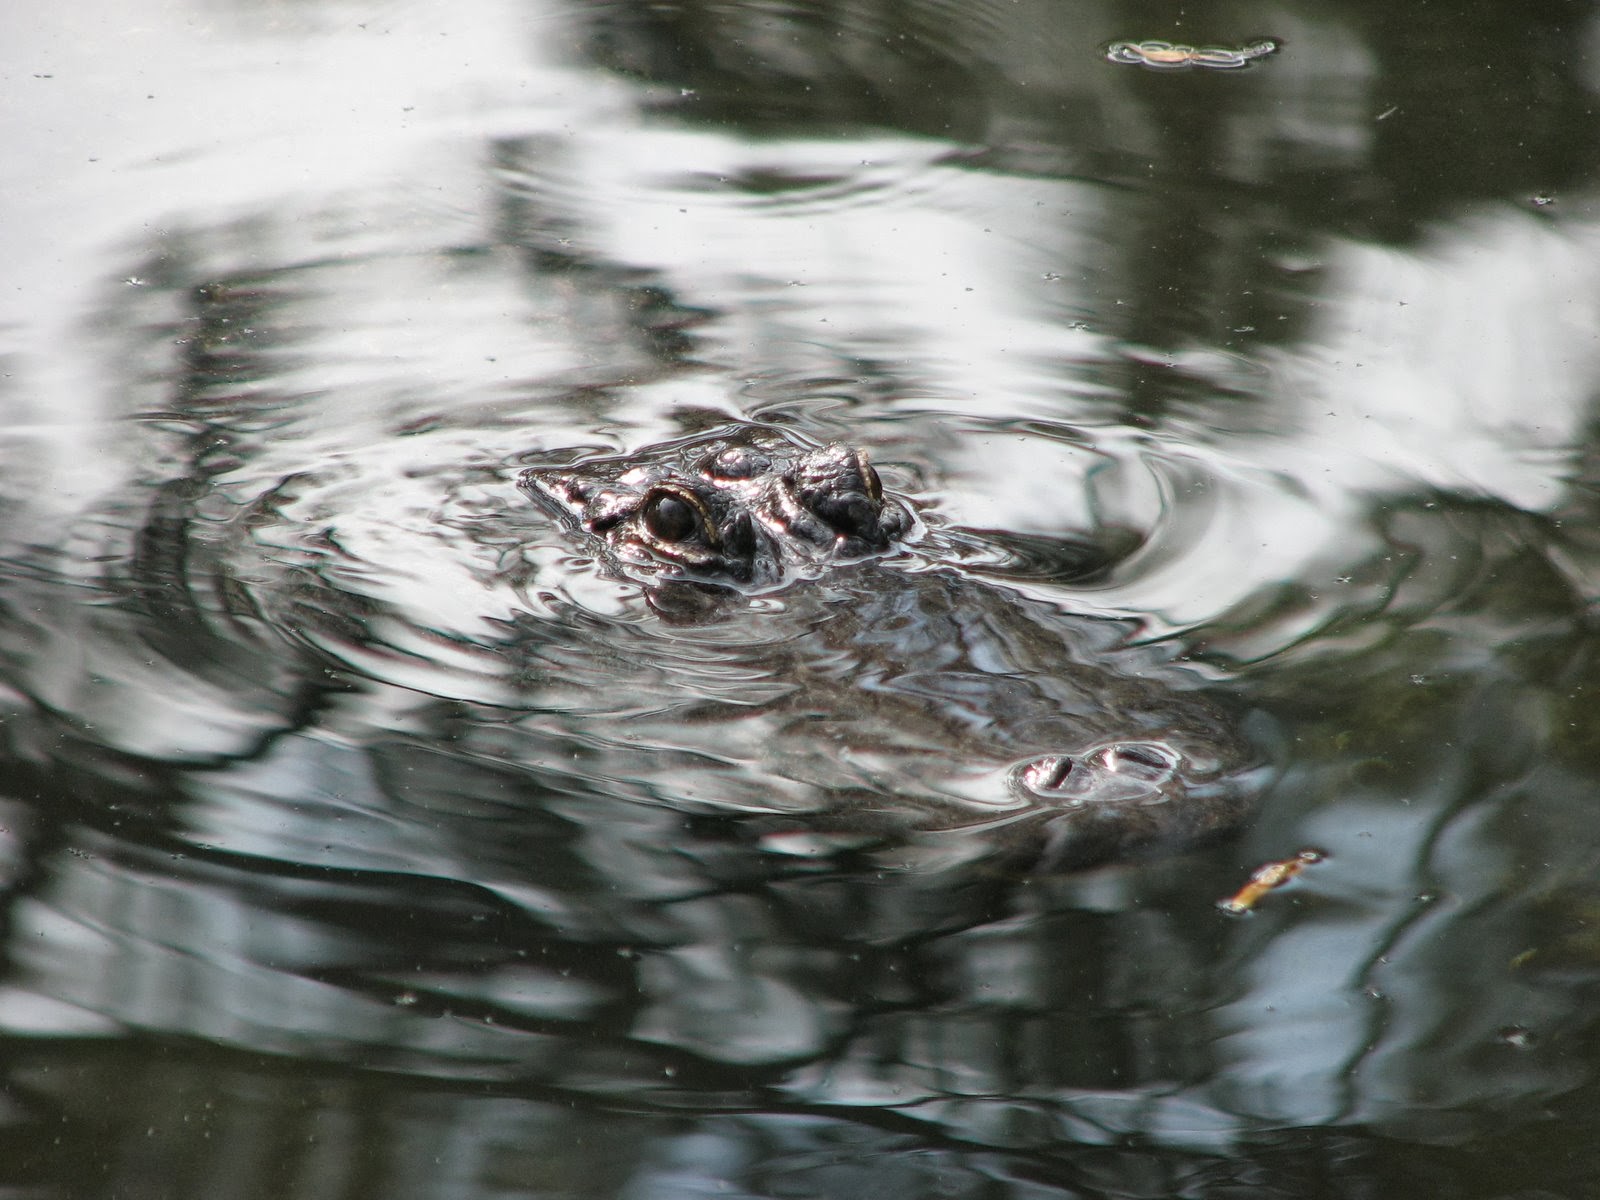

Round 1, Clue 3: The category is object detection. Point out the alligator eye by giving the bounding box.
[813,493,880,539]
[643,489,700,544]
[854,450,883,502]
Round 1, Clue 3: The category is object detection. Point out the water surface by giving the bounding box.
[5,0,1600,1196]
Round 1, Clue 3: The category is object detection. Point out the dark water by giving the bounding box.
[5,1,1600,1196]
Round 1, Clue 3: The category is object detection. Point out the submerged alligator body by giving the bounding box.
[519,430,1264,870]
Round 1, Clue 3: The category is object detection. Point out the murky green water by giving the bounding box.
[5,1,1600,1195]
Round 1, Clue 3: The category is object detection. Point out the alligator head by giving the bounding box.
[520,437,912,589]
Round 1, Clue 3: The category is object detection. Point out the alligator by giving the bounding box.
[519,430,1265,870]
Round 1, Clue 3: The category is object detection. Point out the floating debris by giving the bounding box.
[1218,848,1324,915]
[1105,39,1279,71]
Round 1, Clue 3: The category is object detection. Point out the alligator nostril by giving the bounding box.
[1016,741,1186,804]
[1039,756,1074,789]
[1096,742,1180,781]
[1018,754,1076,796]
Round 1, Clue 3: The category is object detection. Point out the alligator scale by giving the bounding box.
[519,430,1264,870]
